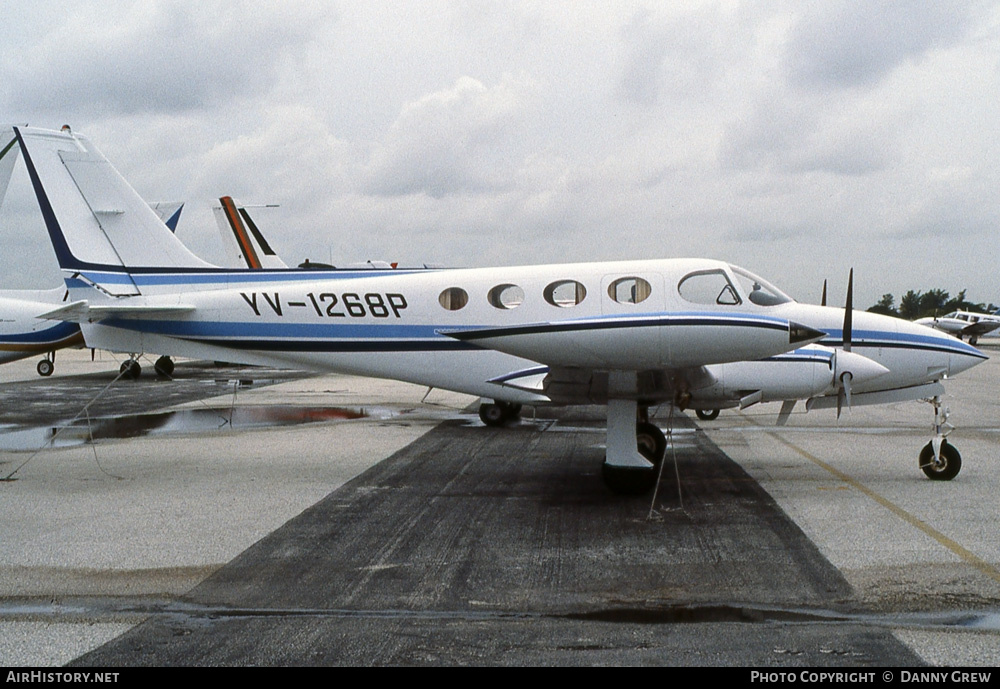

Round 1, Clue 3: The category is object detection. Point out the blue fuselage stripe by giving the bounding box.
[0,321,80,345]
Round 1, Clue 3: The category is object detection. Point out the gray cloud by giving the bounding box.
[784,0,982,89]
[1,0,337,116]
[362,75,541,198]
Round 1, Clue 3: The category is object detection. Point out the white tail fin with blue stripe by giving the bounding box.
[14,125,214,295]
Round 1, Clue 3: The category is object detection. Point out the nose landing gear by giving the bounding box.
[478,400,522,427]
[919,396,961,481]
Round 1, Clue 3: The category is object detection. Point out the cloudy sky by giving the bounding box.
[2,0,998,309]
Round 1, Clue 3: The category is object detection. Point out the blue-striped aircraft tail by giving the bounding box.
[14,125,215,296]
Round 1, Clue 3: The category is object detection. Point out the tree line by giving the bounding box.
[867,289,998,320]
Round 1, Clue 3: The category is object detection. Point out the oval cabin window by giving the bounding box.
[439,287,469,311]
[608,277,652,304]
[543,280,587,308]
[487,284,525,310]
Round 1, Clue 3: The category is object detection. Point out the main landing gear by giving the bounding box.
[602,398,667,495]
[695,408,720,421]
[119,357,142,380]
[118,355,175,380]
[153,356,175,378]
[479,400,522,427]
[36,352,55,377]
[919,395,962,481]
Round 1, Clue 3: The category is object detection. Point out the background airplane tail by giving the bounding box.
[0,129,21,207]
[212,196,287,269]
[14,126,214,295]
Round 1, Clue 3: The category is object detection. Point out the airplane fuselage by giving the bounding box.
[70,258,814,399]
[69,259,984,407]
[0,290,82,365]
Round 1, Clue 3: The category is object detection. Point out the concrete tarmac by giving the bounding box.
[1,346,999,665]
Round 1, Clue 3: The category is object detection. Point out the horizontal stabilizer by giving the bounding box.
[39,301,196,324]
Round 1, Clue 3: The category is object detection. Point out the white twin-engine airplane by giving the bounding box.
[11,125,987,493]
[915,309,1000,346]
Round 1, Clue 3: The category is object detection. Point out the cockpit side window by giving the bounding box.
[678,270,741,306]
[729,266,793,307]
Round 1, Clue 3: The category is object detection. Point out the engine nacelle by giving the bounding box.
[690,345,889,409]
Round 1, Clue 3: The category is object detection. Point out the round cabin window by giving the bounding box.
[439,287,469,310]
[543,280,587,308]
[487,284,525,310]
[608,277,652,304]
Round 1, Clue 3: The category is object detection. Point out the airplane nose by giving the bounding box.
[789,322,826,345]
[950,346,988,376]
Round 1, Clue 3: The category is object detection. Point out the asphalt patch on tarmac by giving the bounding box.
[0,405,367,451]
[70,407,924,666]
[0,361,313,429]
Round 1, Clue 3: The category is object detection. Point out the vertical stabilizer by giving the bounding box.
[149,201,185,233]
[0,129,21,206]
[212,196,287,269]
[14,126,215,295]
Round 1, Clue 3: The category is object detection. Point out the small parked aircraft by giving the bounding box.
[11,125,987,491]
[915,309,1000,346]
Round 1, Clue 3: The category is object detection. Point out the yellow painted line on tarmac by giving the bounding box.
[763,428,1000,586]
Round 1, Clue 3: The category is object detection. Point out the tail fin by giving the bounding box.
[148,201,185,233]
[212,196,287,269]
[0,128,21,206]
[14,126,214,294]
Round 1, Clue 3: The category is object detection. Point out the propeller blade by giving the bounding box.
[843,268,853,353]
[821,279,827,307]
[836,371,853,419]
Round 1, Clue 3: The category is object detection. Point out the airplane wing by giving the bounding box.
[806,382,945,409]
[441,314,823,370]
[960,321,1000,337]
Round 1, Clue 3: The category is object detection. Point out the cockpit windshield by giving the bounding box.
[729,266,793,306]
